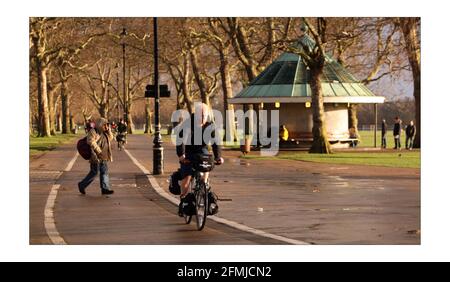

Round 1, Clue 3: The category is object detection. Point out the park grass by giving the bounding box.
[222,130,397,149]
[30,133,80,156]
[243,151,420,169]
[358,130,396,148]
[133,129,170,135]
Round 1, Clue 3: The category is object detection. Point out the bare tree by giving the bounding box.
[398,18,420,148]
[144,98,153,133]
[188,41,220,107]
[326,18,406,139]
[160,18,198,113]
[82,59,114,119]
[218,17,294,143]
[164,53,196,112]
[30,18,54,137]
[29,17,104,137]
[286,18,332,153]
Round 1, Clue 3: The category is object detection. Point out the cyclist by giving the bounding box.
[116,119,127,150]
[175,103,224,217]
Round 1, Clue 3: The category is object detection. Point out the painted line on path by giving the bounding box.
[44,152,78,245]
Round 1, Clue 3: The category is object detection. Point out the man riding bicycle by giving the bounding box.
[175,103,224,217]
[116,119,127,150]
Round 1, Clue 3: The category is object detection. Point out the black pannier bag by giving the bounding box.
[169,169,182,195]
[193,154,214,172]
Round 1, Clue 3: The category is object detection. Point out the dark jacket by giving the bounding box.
[175,114,221,160]
[393,122,401,136]
[406,125,416,137]
[117,123,127,134]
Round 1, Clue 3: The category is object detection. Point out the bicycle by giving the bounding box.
[182,155,220,231]
[116,133,126,151]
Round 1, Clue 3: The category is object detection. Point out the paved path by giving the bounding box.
[29,134,420,244]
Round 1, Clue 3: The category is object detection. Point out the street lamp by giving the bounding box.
[120,28,128,128]
[153,17,163,175]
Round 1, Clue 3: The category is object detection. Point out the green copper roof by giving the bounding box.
[233,34,382,102]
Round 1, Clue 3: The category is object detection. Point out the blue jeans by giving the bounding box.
[405,136,414,149]
[79,161,111,191]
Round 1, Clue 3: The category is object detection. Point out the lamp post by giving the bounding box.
[120,28,128,128]
[153,17,163,175]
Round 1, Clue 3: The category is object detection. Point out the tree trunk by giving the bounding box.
[69,114,74,132]
[190,48,210,106]
[37,64,51,137]
[61,83,71,134]
[399,18,421,148]
[127,104,133,134]
[219,50,237,142]
[309,67,332,154]
[36,85,42,135]
[29,104,34,136]
[56,110,62,132]
[144,100,153,134]
[413,74,420,148]
[99,104,108,119]
[47,83,56,136]
[182,79,193,113]
[348,104,360,138]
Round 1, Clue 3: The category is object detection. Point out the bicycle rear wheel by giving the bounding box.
[195,182,208,231]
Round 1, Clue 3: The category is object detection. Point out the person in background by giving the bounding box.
[349,126,359,148]
[405,120,416,150]
[393,117,402,150]
[279,124,289,146]
[85,119,95,133]
[381,119,387,149]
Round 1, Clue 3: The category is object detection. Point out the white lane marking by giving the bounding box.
[44,184,66,245]
[124,149,178,206]
[124,149,309,245]
[43,152,78,245]
[65,152,79,171]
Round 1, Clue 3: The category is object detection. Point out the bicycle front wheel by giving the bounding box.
[195,182,208,231]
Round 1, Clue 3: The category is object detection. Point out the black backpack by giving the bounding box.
[77,137,91,160]
[169,169,182,195]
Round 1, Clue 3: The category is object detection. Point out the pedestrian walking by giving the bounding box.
[349,126,359,148]
[393,117,402,150]
[381,119,387,149]
[78,118,114,195]
[405,120,416,150]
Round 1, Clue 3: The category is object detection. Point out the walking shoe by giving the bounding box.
[78,182,85,195]
[101,189,114,195]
